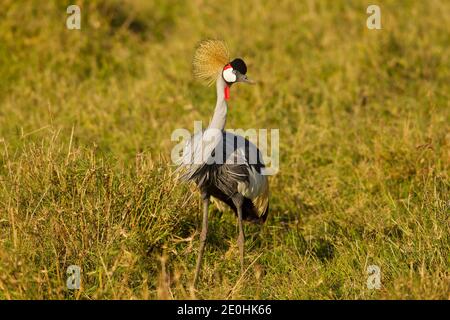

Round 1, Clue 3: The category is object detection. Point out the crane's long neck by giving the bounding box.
[207,74,228,131]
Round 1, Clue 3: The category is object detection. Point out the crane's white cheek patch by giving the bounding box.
[223,68,236,83]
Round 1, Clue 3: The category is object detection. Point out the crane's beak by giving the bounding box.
[243,76,256,84]
[236,71,256,84]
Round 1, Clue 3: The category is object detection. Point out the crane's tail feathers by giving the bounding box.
[251,176,269,223]
[259,202,269,224]
[193,39,230,86]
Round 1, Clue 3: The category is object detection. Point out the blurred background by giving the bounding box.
[0,0,448,299]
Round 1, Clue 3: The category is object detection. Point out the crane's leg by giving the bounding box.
[233,194,245,274]
[194,192,209,286]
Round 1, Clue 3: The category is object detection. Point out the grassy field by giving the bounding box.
[0,0,449,299]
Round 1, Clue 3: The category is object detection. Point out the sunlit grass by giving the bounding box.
[0,0,448,299]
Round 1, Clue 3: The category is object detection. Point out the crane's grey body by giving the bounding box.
[178,70,269,285]
[182,130,268,222]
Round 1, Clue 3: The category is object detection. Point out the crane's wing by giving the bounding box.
[175,127,222,182]
[176,129,269,222]
[223,131,269,221]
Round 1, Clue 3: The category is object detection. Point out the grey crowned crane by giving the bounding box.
[177,40,269,285]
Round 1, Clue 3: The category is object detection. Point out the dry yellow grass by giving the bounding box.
[0,0,449,299]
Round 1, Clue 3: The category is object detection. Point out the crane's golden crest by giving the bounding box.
[193,40,230,86]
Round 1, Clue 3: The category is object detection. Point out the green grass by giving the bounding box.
[0,0,449,299]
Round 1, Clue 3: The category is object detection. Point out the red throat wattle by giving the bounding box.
[224,85,230,101]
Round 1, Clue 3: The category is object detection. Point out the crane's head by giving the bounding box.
[222,58,254,85]
[193,40,254,87]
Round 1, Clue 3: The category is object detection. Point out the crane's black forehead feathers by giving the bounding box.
[230,58,247,75]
